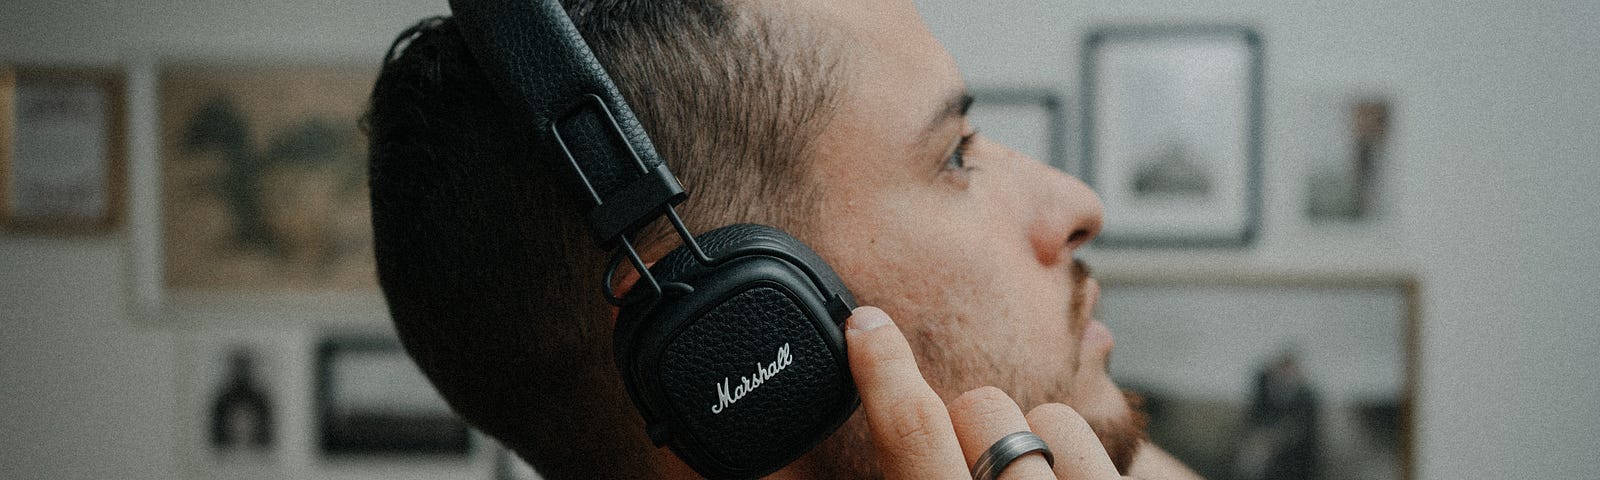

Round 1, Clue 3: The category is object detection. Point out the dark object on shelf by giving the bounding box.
[210,347,275,451]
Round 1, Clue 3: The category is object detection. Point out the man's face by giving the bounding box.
[788,0,1146,471]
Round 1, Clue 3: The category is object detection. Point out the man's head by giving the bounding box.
[367,3,841,477]
[787,0,1144,473]
[367,0,1141,478]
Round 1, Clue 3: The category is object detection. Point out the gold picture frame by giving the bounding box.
[1098,270,1420,480]
[0,66,127,233]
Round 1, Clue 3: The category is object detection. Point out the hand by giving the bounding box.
[845,306,1127,479]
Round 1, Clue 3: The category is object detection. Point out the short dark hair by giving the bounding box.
[365,2,841,477]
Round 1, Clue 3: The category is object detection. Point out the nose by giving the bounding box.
[1022,156,1103,266]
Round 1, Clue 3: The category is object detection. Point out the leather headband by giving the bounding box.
[448,0,687,245]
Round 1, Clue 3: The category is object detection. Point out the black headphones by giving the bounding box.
[445,1,860,478]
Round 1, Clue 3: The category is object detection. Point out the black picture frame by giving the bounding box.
[967,88,1071,175]
[1080,26,1264,248]
[315,335,471,456]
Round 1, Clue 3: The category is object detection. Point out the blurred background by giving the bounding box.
[1,0,1596,479]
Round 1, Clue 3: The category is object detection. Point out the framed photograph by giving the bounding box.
[967,88,1070,174]
[316,335,471,456]
[1099,272,1418,480]
[1080,27,1263,247]
[159,65,376,293]
[0,66,126,232]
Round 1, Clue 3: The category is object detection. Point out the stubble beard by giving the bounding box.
[798,260,1148,477]
[798,322,1150,478]
[1092,390,1150,473]
[953,345,1145,473]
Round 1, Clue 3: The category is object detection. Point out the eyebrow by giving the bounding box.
[919,90,974,142]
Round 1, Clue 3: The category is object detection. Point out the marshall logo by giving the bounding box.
[710,343,794,414]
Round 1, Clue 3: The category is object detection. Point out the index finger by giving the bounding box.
[1026,403,1120,479]
[845,306,968,480]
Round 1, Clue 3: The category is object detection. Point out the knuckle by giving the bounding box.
[949,386,1016,419]
[1026,402,1094,434]
[853,331,914,370]
[949,386,1026,434]
[882,396,951,452]
[1026,402,1082,420]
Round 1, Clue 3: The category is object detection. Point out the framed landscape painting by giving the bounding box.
[159,65,376,292]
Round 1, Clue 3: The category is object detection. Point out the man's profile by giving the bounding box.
[365,1,1196,478]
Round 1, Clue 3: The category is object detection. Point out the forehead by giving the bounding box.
[777,0,966,166]
[794,0,961,99]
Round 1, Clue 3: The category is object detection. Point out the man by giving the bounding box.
[366,1,1198,478]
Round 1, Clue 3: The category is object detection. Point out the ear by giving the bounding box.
[609,261,656,324]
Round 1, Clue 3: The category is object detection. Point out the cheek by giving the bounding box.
[808,167,1085,392]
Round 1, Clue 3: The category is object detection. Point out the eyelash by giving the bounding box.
[944,132,978,172]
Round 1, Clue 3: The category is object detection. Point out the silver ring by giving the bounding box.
[971,431,1055,480]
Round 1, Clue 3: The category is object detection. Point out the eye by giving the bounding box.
[943,132,977,172]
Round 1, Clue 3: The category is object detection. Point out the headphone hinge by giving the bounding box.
[586,162,686,245]
[549,94,689,246]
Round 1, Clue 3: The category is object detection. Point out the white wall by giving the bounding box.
[918,0,1600,478]
[0,1,458,479]
[2,0,1597,479]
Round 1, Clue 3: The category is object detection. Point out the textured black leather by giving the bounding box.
[659,286,852,473]
[653,224,855,308]
[614,224,854,363]
[449,0,680,242]
[614,225,858,479]
[446,1,861,478]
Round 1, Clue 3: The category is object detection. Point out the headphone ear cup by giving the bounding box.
[613,224,858,479]
[641,224,854,306]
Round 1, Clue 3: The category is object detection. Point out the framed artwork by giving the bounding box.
[1098,272,1418,480]
[1080,26,1263,247]
[0,66,126,233]
[967,88,1070,175]
[1306,96,1392,221]
[159,65,376,293]
[316,335,472,456]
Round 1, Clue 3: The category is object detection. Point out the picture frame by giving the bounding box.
[0,66,126,233]
[315,335,472,457]
[967,88,1071,175]
[1305,95,1392,221]
[1098,271,1419,480]
[127,62,387,327]
[157,64,377,294]
[1080,26,1264,247]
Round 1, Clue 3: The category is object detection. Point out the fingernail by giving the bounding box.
[848,306,891,331]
